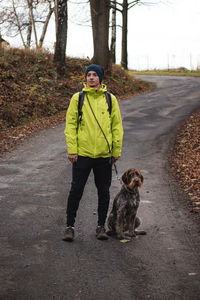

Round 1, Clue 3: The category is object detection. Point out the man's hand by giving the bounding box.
[112,156,120,163]
[68,154,78,163]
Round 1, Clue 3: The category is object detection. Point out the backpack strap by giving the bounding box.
[78,91,112,123]
[78,91,85,123]
[105,91,112,115]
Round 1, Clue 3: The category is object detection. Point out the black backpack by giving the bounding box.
[78,91,112,123]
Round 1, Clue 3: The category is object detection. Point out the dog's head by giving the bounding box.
[121,168,143,190]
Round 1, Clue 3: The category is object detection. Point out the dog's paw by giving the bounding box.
[106,230,116,236]
[117,234,128,240]
[125,232,136,238]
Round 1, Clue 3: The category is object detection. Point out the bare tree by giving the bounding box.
[90,0,110,70]
[0,0,55,49]
[110,0,142,69]
[26,0,38,47]
[112,0,160,69]
[38,1,54,48]
[110,0,116,64]
[54,0,68,70]
[13,0,26,47]
[26,0,55,48]
[27,3,32,47]
[121,0,128,69]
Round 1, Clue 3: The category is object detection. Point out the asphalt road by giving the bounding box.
[1,75,200,300]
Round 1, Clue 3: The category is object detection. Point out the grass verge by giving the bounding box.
[130,68,200,77]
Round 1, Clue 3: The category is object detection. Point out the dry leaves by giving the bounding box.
[0,49,153,157]
[169,109,200,217]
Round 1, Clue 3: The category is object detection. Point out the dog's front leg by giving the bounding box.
[116,213,126,240]
[127,213,137,238]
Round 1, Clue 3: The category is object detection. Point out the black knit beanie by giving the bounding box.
[85,64,104,83]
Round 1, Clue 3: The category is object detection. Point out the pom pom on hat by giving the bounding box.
[85,64,104,83]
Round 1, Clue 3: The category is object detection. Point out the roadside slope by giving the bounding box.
[0,49,152,156]
[169,108,200,216]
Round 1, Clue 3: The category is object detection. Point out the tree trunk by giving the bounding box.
[26,7,32,48]
[54,0,68,68]
[38,6,54,48]
[54,0,58,36]
[90,0,110,70]
[121,0,128,69]
[27,0,38,48]
[110,0,116,64]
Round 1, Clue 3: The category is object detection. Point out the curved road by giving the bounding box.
[1,76,200,299]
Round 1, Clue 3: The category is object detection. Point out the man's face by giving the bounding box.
[86,71,100,88]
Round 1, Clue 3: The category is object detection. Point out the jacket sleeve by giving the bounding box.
[111,95,124,157]
[64,93,79,154]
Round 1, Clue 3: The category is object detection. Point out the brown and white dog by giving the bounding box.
[107,168,146,240]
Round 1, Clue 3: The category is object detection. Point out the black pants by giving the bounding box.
[66,156,112,227]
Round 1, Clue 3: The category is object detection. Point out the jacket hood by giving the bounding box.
[82,83,107,93]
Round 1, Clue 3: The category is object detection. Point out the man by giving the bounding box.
[63,64,123,242]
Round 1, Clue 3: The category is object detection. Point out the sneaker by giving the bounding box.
[96,226,109,240]
[62,226,74,242]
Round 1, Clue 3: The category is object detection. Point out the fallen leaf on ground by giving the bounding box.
[120,239,131,243]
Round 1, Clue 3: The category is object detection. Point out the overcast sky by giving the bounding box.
[127,0,200,69]
[7,0,200,70]
[64,0,200,70]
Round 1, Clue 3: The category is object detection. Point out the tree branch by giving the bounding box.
[110,0,123,7]
[128,0,141,6]
[38,6,54,48]
[110,4,122,13]
[12,0,26,47]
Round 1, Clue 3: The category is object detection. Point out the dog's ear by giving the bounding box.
[141,174,144,183]
[122,171,129,185]
[122,169,132,184]
[135,169,143,183]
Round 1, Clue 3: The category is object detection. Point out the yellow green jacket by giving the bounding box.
[64,84,123,158]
